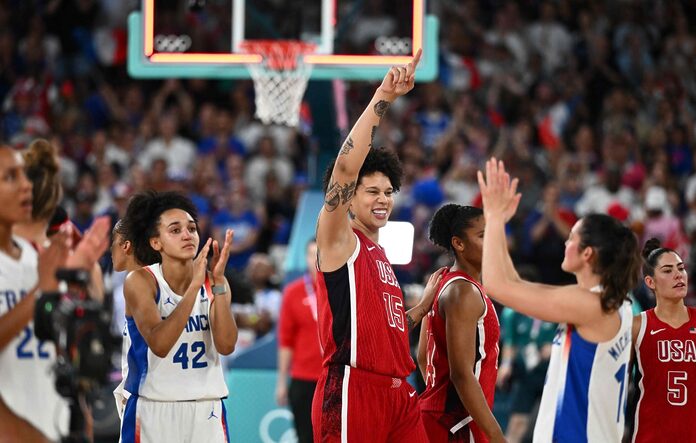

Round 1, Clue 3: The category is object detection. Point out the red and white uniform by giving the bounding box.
[312,229,426,442]
[632,307,696,443]
[419,270,500,442]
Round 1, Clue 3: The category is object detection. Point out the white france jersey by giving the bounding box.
[123,264,228,401]
[0,236,69,441]
[534,300,632,443]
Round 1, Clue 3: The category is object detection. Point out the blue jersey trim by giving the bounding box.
[553,328,596,443]
[120,395,139,443]
[221,400,230,443]
[124,317,149,395]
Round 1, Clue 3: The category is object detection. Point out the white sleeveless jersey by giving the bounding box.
[123,264,228,401]
[0,236,69,441]
[534,300,633,443]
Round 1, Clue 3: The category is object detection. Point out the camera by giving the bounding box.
[34,268,114,395]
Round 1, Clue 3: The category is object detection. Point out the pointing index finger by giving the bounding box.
[406,48,423,77]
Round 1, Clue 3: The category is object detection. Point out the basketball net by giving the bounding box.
[240,40,316,127]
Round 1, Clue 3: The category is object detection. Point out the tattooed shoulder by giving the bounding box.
[324,179,357,212]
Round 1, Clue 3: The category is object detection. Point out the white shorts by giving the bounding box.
[120,397,229,443]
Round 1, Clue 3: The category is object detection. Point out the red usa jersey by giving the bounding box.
[632,307,696,443]
[419,269,500,441]
[315,229,414,378]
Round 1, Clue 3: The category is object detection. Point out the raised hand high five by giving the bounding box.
[378,48,422,99]
[477,157,522,223]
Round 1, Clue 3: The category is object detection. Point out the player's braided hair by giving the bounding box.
[428,204,483,253]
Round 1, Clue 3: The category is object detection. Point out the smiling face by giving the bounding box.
[149,208,200,261]
[349,172,394,233]
[0,147,33,226]
[645,251,688,301]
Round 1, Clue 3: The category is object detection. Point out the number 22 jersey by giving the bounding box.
[0,236,69,441]
[632,307,696,443]
[123,264,228,401]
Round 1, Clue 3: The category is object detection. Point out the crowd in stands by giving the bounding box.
[1,0,695,428]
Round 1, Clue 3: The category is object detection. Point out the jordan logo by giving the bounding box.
[164,297,175,306]
[208,408,218,420]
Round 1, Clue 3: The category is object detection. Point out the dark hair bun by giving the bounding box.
[642,237,662,260]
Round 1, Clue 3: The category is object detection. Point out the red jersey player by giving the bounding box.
[418,204,504,442]
[631,238,696,443]
[311,49,445,442]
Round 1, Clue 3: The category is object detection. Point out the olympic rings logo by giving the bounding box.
[374,37,412,55]
[154,34,192,52]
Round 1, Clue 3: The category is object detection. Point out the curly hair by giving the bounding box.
[123,191,199,265]
[23,138,62,221]
[428,204,483,252]
[322,146,403,193]
[641,237,678,278]
[579,214,641,313]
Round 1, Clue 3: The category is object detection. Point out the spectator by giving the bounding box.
[211,186,260,272]
[276,240,322,443]
[138,112,196,179]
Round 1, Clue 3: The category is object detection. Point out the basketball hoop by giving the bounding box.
[240,40,316,127]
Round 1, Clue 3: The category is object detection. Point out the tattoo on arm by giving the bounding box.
[339,136,354,156]
[407,313,416,332]
[369,126,377,148]
[324,180,357,212]
[374,100,391,120]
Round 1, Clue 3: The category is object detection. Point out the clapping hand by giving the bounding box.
[211,229,233,286]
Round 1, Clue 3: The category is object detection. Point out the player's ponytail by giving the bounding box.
[428,204,483,252]
[23,138,62,221]
[579,214,640,313]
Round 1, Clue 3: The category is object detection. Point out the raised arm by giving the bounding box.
[478,158,605,325]
[316,50,422,271]
[125,240,211,358]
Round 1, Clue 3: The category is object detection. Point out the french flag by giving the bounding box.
[538,102,570,150]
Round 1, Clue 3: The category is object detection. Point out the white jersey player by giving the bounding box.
[0,236,69,441]
[534,299,633,441]
[119,191,238,443]
[477,158,642,443]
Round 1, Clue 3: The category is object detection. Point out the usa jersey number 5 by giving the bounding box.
[667,371,688,406]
